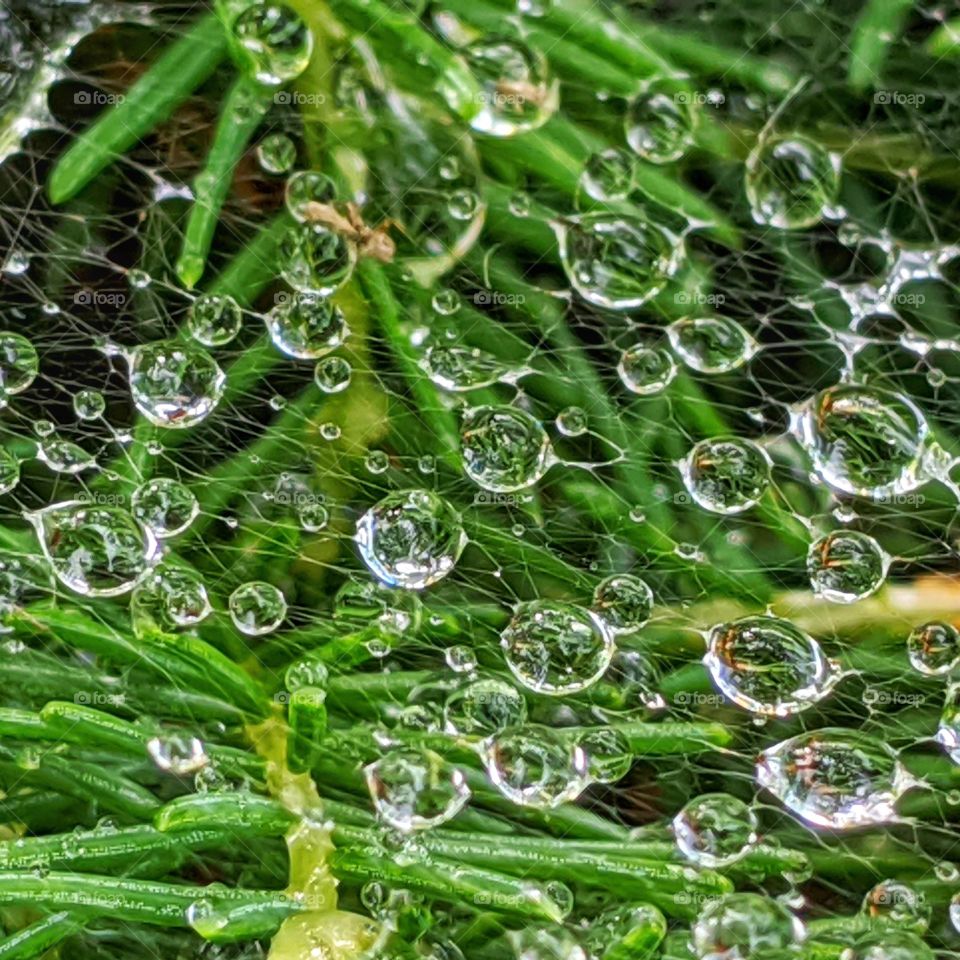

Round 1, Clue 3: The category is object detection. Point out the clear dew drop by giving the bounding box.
[444,644,477,673]
[625,80,698,164]
[146,734,208,776]
[266,293,349,359]
[618,344,677,395]
[355,489,466,590]
[501,600,615,696]
[839,930,935,960]
[0,449,19,495]
[228,581,287,636]
[466,38,558,137]
[578,148,635,202]
[284,170,337,221]
[364,450,390,475]
[681,436,771,515]
[2,250,30,276]
[484,723,588,808]
[335,579,423,637]
[907,621,960,676]
[555,406,587,437]
[583,904,667,960]
[756,729,914,829]
[807,530,887,603]
[314,355,352,393]
[131,477,200,539]
[577,727,632,783]
[0,332,39,396]
[420,346,508,393]
[256,132,297,174]
[673,793,759,868]
[745,135,839,229]
[364,749,470,832]
[228,1,313,86]
[691,893,805,960]
[603,649,665,710]
[555,213,681,310]
[861,880,930,934]
[34,420,55,439]
[591,573,653,635]
[447,189,481,222]
[128,340,226,429]
[188,293,242,348]
[26,501,159,598]
[298,500,329,532]
[461,405,553,493]
[704,615,839,716]
[667,317,756,374]
[132,567,212,632]
[431,288,461,316]
[35,438,96,475]
[794,384,932,499]
[936,683,960,764]
[73,389,105,421]
[443,677,527,736]
[280,224,357,296]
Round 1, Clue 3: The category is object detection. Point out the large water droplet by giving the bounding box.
[128,340,226,429]
[861,880,930,934]
[229,581,287,636]
[704,615,839,716]
[673,793,758,868]
[26,501,159,597]
[443,678,527,736]
[807,531,887,603]
[229,2,313,86]
[280,224,356,295]
[617,344,677,395]
[73,389,105,421]
[466,38,558,137]
[583,904,666,960]
[461,405,553,493]
[355,489,466,590]
[188,294,242,347]
[132,567,212,631]
[591,573,653,635]
[501,600,615,695]
[266,294,349,359]
[147,734,208,776]
[555,214,681,310]
[794,385,931,499]
[257,132,297,174]
[421,346,508,392]
[691,893,804,960]
[577,727,632,783]
[745,135,839,229]
[756,729,914,829]
[667,317,756,374]
[284,170,337,221]
[839,930,934,960]
[35,438,96,475]
[936,683,960,765]
[314,355,352,393]
[0,332,39,396]
[681,437,771,514]
[484,723,588,807]
[907,621,960,676]
[364,749,470,831]
[579,148,635,202]
[132,478,200,539]
[625,81,698,164]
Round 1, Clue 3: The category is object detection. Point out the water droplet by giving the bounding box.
[128,340,226,429]
[625,81,698,164]
[73,389,105,420]
[257,132,297,174]
[618,344,677,395]
[320,421,341,441]
[603,649,665,710]
[840,930,934,960]
[936,683,960,765]
[673,793,759,868]
[907,621,960,676]
[807,531,887,603]
[579,148,635,202]
[745,135,839,229]
[466,38,558,137]
[34,420,54,439]
[266,294,349,359]
[35,438,96,475]
[501,600,615,695]
[355,489,466,590]
[431,288,461,315]
[509,191,532,217]
[365,450,390,475]
[461,405,553,492]
[484,723,588,807]
[132,478,199,539]
[691,893,804,960]
[705,615,839,716]
[298,500,329,532]
[280,224,356,295]
[147,735,208,776]
[444,645,477,673]
[583,904,666,960]
[314,355,352,393]
[681,437,771,514]
[443,677,527,735]
[794,385,932,499]
[447,189,481,222]
[26,501,159,597]
[577,727,632,783]
[335,579,423,636]
[420,346,507,392]
[365,749,469,831]
[128,269,152,290]
[0,332,39,396]
[591,573,653,635]
[861,880,930,934]
[285,170,337,221]
[555,406,587,437]
[229,581,287,636]
[0,449,19,495]
[667,317,756,374]
[756,729,913,829]
[229,2,313,85]
[555,213,681,310]
[132,567,212,631]
[2,250,29,276]
[188,294,242,347]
